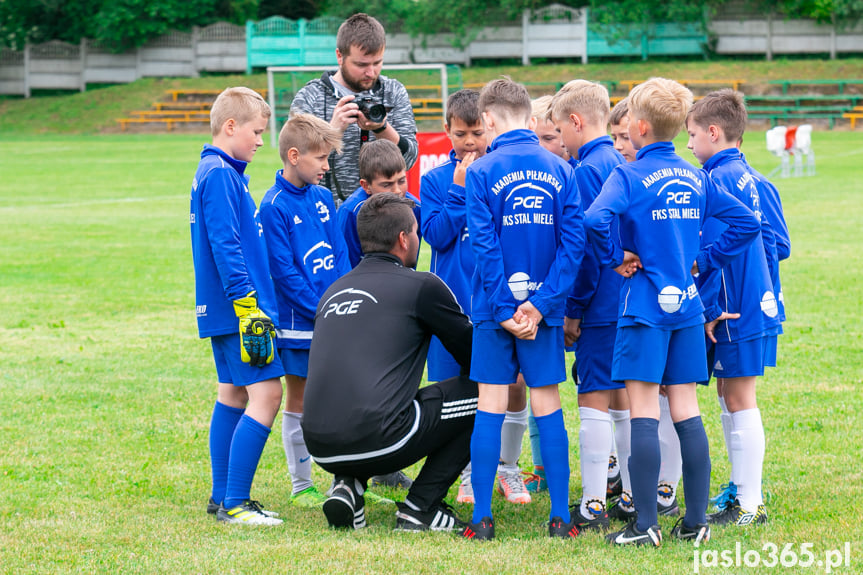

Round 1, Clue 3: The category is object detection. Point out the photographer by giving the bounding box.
[290,13,419,205]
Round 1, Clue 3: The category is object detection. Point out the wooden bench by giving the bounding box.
[843,112,863,129]
[747,107,845,129]
[769,79,863,95]
[152,101,212,112]
[164,88,267,102]
[116,117,209,131]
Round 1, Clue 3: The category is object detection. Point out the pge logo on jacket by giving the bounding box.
[321,288,379,318]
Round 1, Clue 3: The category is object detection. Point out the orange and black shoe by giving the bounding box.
[461,516,494,541]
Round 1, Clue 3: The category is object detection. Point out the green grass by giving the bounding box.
[2,57,863,135]
[0,130,861,574]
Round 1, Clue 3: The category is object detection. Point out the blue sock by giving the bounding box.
[629,417,660,531]
[535,409,570,523]
[470,410,505,523]
[528,412,544,469]
[223,414,271,509]
[209,401,244,505]
[675,415,711,527]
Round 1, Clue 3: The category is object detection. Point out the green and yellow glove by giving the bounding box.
[233,291,276,367]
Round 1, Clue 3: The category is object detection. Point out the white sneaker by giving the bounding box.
[217,500,283,525]
[496,465,531,504]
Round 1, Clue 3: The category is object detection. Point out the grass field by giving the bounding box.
[0,127,861,574]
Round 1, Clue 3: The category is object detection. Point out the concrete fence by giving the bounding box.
[1,4,862,97]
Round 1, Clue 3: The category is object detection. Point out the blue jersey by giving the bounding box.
[698,148,781,342]
[466,129,585,326]
[260,170,351,349]
[742,152,790,323]
[584,141,760,330]
[566,136,626,327]
[421,149,474,380]
[189,144,278,338]
[337,187,422,268]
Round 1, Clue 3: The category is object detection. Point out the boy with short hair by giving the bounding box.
[585,78,761,546]
[608,95,685,522]
[421,90,532,507]
[190,87,284,525]
[685,89,781,526]
[338,139,422,269]
[461,78,585,540]
[548,79,626,531]
[609,98,636,163]
[259,113,350,507]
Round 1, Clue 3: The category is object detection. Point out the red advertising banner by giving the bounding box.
[407,132,452,199]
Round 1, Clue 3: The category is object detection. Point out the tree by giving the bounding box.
[258,0,323,20]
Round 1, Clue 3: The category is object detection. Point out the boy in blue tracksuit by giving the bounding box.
[190,87,284,525]
[686,90,782,526]
[549,80,628,530]
[461,78,585,541]
[586,78,761,547]
[338,139,422,269]
[259,114,350,508]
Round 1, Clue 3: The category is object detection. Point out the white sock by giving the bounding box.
[731,408,765,510]
[500,406,529,466]
[460,462,472,485]
[283,411,312,495]
[657,394,682,503]
[579,407,612,518]
[609,408,632,499]
[719,395,734,468]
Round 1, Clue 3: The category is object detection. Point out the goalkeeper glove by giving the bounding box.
[233,291,276,367]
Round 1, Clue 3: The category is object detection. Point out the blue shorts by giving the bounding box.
[211,333,284,386]
[575,324,624,393]
[280,348,310,378]
[612,324,707,385]
[427,336,462,382]
[711,334,777,379]
[470,323,565,388]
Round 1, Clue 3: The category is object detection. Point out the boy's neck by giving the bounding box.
[700,141,738,165]
[282,165,310,189]
[211,136,238,160]
[580,124,609,149]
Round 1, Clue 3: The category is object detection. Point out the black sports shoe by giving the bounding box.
[207,497,220,515]
[549,516,581,538]
[371,470,413,489]
[394,501,465,532]
[569,504,610,532]
[707,499,767,526]
[606,520,662,547]
[323,479,366,529]
[607,495,637,521]
[606,471,623,499]
[461,516,495,541]
[658,496,680,517]
[670,517,711,544]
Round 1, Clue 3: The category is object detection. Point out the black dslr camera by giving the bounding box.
[355,94,387,124]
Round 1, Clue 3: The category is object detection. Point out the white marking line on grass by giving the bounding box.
[0,195,185,211]
[831,147,863,158]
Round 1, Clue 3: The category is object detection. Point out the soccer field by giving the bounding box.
[0,131,860,574]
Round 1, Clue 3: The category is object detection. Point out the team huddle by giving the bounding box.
[189,60,788,546]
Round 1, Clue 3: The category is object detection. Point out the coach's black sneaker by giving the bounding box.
[207,497,220,515]
[323,479,366,529]
[606,520,662,547]
[394,501,465,532]
[657,495,680,517]
[371,470,413,489]
[549,516,581,539]
[607,493,636,521]
[461,516,495,541]
[569,504,610,532]
[670,518,711,544]
[707,499,767,526]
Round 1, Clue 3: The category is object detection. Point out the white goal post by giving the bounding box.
[266,63,450,148]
